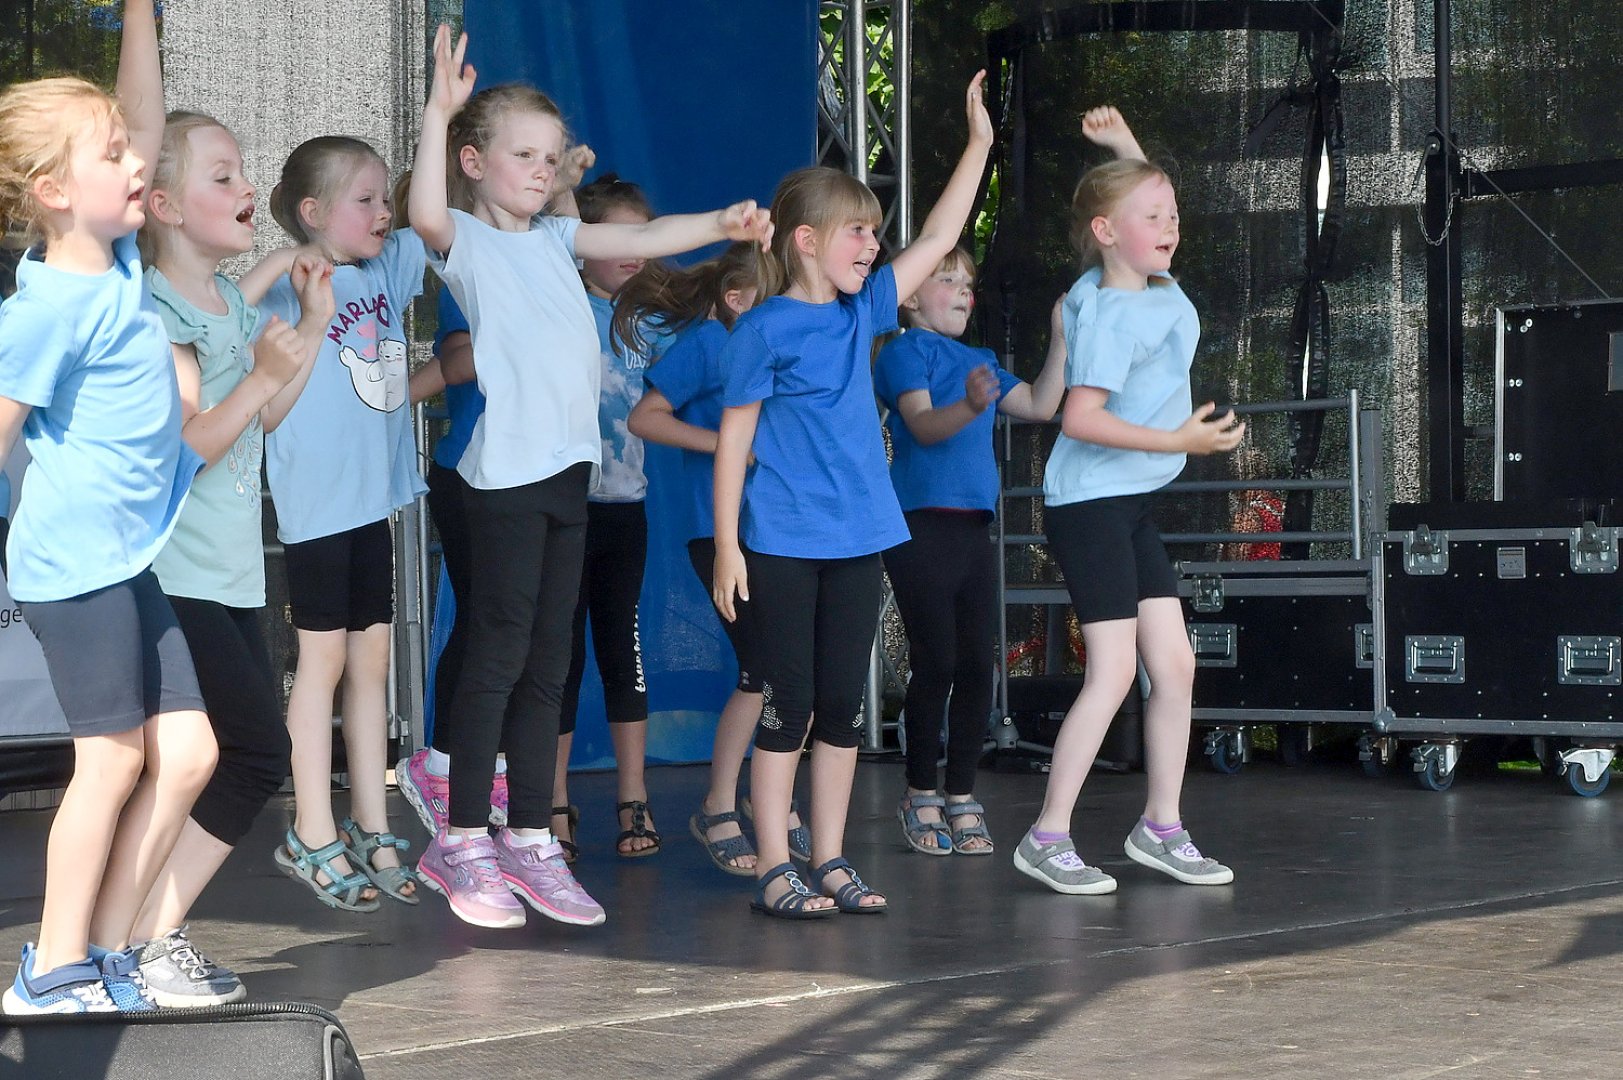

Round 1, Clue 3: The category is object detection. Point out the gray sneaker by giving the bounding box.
[1012,829,1117,895]
[1123,820,1234,885]
[137,928,247,1008]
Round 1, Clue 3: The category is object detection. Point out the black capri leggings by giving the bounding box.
[744,549,883,753]
[168,596,289,846]
[560,500,649,735]
[687,537,762,693]
[883,510,997,795]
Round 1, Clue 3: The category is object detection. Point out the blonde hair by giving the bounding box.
[269,135,385,245]
[900,245,977,327]
[759,166,882,298]
[0,77,121,244]
[139,111,232,262]
[446,84,564,212]
[613,240,759,355]
[1070,158,1172,273]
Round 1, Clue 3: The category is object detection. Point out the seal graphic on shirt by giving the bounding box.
[338,332,408,413]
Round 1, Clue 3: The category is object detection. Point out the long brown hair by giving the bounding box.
[612,241,759,355]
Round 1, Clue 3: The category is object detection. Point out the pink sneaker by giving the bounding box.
[396,750,449,835]
[489,771,509,828]
[416,831,526,929]
[492,830,606,927]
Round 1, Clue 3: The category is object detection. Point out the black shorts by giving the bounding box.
[686,537,762,693]
[20,569,205,736]
[282,519,394,632]
[1045,492,1179,624]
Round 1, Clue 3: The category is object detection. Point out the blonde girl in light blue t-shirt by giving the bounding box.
[1013,108,1245,898]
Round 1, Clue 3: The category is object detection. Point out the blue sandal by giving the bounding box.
[945,799,995,856]
[690,809,756,877]
[274,829,380,913]
[339,817,420,905]
[741,795,812,862]
[750,862,837,919]
[810,857,888,914]
[897,793,952,856]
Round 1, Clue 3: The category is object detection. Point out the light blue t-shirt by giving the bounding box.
[721,264,908,559]
[0,233,201,602]
[260,229,428,543]
[644,319,730,543]
[146,268,267,607]
[588,293,674,504]
[430,285,486,471]
[1043,268,1199,506]
[874,328,1021,514]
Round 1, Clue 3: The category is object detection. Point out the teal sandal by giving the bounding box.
[339,817,420,905]
[809,856,887,914]
[750,862,836,920]
[274,828,380,913]
[944,799,995,855]
[689,809,756,876]
[897,793,952,856]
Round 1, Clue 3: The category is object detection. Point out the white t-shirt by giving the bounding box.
[429,209,601,491]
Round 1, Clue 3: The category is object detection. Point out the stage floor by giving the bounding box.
[2,757,1621,1079]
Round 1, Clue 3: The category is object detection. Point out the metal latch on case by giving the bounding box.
[1403,525,1449,575]
[1570,522,1619,574]
[1191,574,1225,613]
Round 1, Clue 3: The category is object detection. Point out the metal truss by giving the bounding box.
[817,0,913,252]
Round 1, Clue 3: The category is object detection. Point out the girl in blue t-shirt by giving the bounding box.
[623,242,765,876]
[873,248,1066,859]
[710,72,994,918]
[127,109,335,1003]
[258,135,429,912]
[406,26,771,931]
[0,0,215,1014]
[1014,108,1245,897]
[556,174,666,860]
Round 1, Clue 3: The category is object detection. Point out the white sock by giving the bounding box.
[494,754,508,776]
[443,829,481,846]
[505,828,553,848]
[426,748,451,777]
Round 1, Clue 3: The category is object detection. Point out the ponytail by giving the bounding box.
[612,241,760,356]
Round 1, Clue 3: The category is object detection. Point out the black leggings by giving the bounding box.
[744,549,883,753]
[883,510,996,794]
[687,538,761,693]
[168,597,289,846]
[427,463,472,753]
[445,465,589,830]
[560,501,649,735]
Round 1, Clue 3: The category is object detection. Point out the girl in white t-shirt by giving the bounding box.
[405,26,772,930]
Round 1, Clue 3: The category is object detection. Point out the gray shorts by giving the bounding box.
[20,569,205,737]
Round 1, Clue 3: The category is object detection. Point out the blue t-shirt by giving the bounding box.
[260,229,428,543]
[1043,268,1199,506]
[0,233,201,602]
[873,328,1021,513]
[644,319,730,543]
[430,285,486,471]
[721,264,908,558]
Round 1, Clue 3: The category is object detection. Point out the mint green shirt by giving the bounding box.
[146,268,267,608]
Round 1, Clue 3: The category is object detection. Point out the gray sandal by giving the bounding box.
[274,828,380,912]
[897,793,952,856]
[740,795,812,862]
[944,799,994,855]
[340,817,420,905]
[689,809,756,876]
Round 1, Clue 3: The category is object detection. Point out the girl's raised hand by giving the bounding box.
[966,70,993,147]
[717,200,774,251]
[428,23,477,117]
[290,253,336,328]
[556,144,597,192]
[253,316,307,389]
[1081,106,1143,160]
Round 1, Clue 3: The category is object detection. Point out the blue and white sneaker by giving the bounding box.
[1,944,116,1015]
[94,945,159,1012]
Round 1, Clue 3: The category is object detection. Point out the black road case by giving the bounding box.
[1374,507,1622,795]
